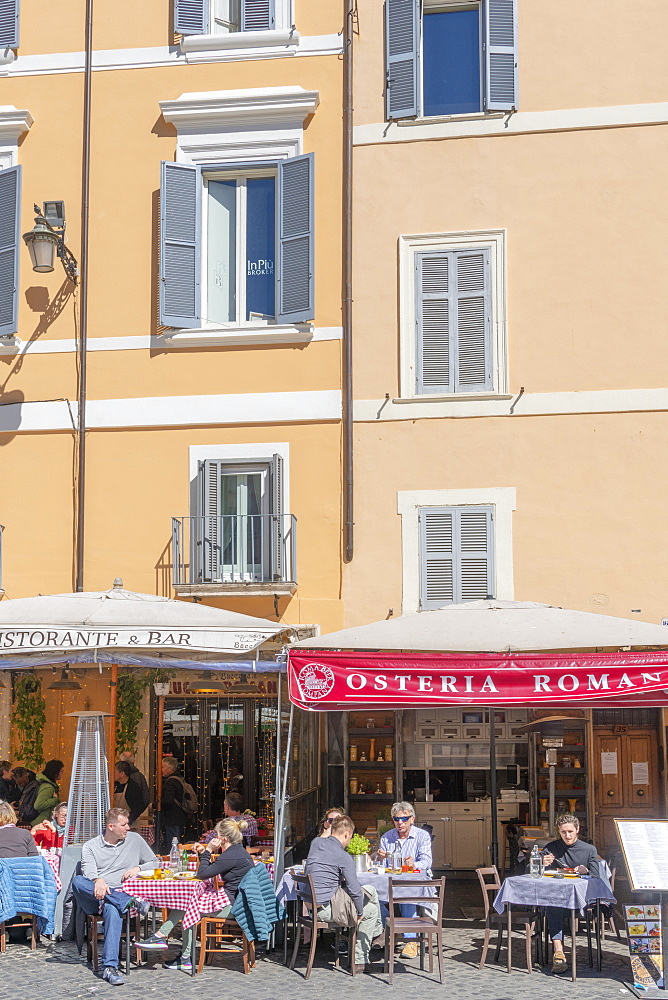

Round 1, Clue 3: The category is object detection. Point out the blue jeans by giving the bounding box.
[72,875,132,970]
[546,906,567,942]
[379,900,418,938]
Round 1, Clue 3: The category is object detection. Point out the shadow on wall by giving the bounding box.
[155,534,173,597]
[0,388,24,443]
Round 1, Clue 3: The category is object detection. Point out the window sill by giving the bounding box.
[0,335,20,354]
[157,323,314,348]
[394,392,513,403]
[180,28,299,55]
[174,581,297,598]
[396,111,506,127]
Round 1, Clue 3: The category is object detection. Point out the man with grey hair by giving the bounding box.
[378,801,433,960]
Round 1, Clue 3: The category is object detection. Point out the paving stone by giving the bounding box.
[0,880,636,1000]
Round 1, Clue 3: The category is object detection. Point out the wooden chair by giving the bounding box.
[384,876,446,984]
[289,872,358,979]
[476,866,540,973]
[0,913,39,952]
[195,877,255,975]
[86,908,141,975]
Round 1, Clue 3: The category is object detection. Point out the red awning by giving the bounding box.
[287,649,668,710]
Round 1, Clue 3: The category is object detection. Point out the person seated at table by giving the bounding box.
[0,761,20,805]
[304,814,383,973]
[318,806,344,838]
[223,792,258,848]
[32,801,67,849]
[541,813,600,974]
[72,807,159,987]
[0,800,39,857]
[377,801,433,961]
[136,816,254,974]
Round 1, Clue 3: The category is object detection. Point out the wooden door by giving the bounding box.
[593,729,660,854]
[451,816,487,869]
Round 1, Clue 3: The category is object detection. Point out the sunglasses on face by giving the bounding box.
[393,816,411,822]
[325,817,339,824]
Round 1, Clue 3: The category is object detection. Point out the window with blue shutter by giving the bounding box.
[0,0,19,49]
[385,0,517,120]
[419,505,494,609]
[160,154,315,330]
[159,161,201,329]
[0,165,21,339]
[415,248,492,394]
[277,153,314,324]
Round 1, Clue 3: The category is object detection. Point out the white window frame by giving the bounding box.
[421,0,482,118]
[159,87,318,347]
[180,0,296,56]
[397,487,515,614]
[202,165,277,327]
[189,442,290,513]
[399,229,507,400]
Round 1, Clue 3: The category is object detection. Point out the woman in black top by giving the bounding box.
[541,814,601,973]
[137,817,253,973]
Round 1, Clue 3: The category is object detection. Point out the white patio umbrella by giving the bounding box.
[289,599,668,652]
[0,580,288,664]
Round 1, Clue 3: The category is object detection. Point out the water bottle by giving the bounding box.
[169,837,180,872]
[393,848,402,873]
[529,844,542,879]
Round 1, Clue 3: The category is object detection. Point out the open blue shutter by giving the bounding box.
[174,0,208,34]
[270,453,284,580]
[0,0,19,49]
[484,0,517,111]
[454,249,492,392]
[420,508,455,610]
[242,0,275,30]
[416,252,451,394]
[277,153,314,324]
[159,161,200,329]
[458,507,494,601]
[197,459,221,583]
[0,165,21,339]
[385,0,420,119]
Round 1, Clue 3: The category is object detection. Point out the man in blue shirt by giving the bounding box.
[378,802,433,960]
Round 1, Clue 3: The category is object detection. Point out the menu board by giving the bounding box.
[615,820,668,892]
[625,904,663,989]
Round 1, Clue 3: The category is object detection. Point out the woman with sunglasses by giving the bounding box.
[377,802,433,960]
[318,807,344,838]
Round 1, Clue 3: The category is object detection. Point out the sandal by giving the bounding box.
[551,953,568,974]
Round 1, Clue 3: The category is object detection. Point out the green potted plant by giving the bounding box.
[346,833,371,873]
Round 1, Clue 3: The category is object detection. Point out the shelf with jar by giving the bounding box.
[345,710,398,826]
[533,719,589,831]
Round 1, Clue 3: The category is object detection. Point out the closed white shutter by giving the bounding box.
[419,506,494,608]
[416,248,492,395]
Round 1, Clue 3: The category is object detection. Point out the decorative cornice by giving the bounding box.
[159,86,319,132]
[0,106,33,143]
[180,28,299,54]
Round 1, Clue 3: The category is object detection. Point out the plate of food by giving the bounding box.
[172,871,198,880]
[136,872,157,879]
[627,906,644,918]
[629,924,647,936]
[646,906,660,919]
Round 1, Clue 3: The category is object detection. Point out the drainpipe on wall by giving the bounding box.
[75,0,93,592]
[342,2,355,563]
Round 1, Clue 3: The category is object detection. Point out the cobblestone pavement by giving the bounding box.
[0,882,636,1000]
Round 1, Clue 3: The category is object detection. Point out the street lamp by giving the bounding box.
[22,201,79,283]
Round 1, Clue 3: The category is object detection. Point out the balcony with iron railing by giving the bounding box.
[171,513,297,597]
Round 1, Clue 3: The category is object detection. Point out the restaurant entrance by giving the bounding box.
[162,694,278,831]
[592,708,661,854]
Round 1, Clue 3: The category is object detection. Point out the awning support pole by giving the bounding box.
[549,761,556,836]
[489,706,498,868]
[274,697,294,885]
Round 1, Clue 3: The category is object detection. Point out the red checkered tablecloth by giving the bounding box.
[44,853,62,892]
[122,875,231,930]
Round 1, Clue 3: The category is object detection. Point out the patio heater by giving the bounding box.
[53,712,112,938]
[65,711,112,845]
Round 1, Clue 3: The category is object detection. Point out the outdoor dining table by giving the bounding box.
[122,873,232,977]
[275,866,435,965]
[43,852,62,892]
[493,874,616,981]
